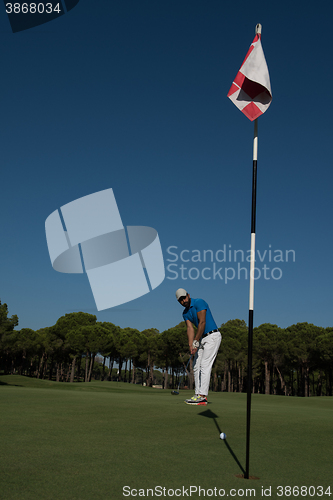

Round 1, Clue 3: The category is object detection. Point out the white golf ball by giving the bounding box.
[220,432,226,440]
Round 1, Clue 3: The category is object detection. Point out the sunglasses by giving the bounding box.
[178,296,187,302]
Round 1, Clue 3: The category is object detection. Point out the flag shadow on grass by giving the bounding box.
[198,409,245,476]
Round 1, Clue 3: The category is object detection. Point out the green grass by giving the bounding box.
[1,375,333,500]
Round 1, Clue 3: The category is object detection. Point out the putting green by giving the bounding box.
[1,375,332,499]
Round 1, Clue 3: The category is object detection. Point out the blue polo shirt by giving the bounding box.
[183,298,218,334]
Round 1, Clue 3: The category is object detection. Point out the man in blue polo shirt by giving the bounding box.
[175,288,222,406]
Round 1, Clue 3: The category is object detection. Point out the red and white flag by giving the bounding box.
[228,32,272,121]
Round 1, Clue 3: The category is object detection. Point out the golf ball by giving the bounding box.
[220,432,226,440]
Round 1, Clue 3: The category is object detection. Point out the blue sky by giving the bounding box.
[0,0,332,334]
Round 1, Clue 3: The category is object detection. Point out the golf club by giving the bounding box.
[171,355,192,395]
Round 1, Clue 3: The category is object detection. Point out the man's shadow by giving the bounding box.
[0,379,23,387]
[198,409,245,476]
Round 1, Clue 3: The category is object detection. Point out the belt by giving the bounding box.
[202,329,219,337]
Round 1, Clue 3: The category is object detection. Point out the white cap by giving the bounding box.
[175,288,187,300]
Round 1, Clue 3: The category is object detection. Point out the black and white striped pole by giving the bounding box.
[227,21,271,480]
[245,116,258,480]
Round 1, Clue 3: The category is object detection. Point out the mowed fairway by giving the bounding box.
[1,376,332,500]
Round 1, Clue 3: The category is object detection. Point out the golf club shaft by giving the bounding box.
[177,355,192,391]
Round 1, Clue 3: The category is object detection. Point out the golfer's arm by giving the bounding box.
[194,310,206,342]
[186,320,195,349]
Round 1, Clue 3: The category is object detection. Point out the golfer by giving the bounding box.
[176,288,222,406]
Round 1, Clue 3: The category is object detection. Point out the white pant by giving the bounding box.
[193,331,222,397]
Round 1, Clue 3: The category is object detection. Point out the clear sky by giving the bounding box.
[1,0,332,334]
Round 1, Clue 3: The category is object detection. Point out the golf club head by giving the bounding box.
[171,390,179,395]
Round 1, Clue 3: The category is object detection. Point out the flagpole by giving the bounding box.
[245,116,258,479]
[227,20,271,481]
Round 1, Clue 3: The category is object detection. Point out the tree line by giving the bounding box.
[1,300,332,396]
